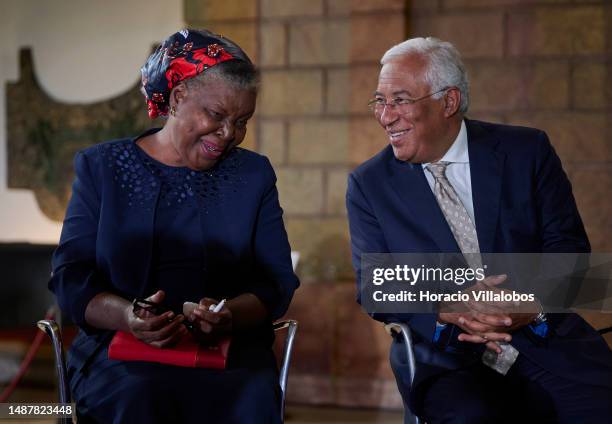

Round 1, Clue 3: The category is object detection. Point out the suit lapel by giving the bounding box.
[466,119,505,253]
[388,155,460,252]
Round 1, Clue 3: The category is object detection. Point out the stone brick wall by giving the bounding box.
[410,0,612,251]
[258,0,406,284]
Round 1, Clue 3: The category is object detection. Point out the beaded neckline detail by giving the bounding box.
[99,138,245,210]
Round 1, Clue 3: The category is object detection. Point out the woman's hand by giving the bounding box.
[125,290,188,348]
[184,297,233,337]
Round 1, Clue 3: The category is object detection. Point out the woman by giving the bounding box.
[49,29,299,423]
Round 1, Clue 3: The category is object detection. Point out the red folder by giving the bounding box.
[108,331,231,369]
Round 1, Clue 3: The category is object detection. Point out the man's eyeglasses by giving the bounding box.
[367,87,450,114]
[132,298,195,332]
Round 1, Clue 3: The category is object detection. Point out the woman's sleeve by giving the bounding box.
[48,150,112,333]
[249,157,299,320]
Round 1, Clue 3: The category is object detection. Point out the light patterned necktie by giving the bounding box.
[426,161,481,269]
[426,161,518,375]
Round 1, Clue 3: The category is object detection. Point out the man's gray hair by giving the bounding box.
[381,37,469,114]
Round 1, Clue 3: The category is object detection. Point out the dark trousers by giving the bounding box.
[69,344,282,424]
[416,354,612,424]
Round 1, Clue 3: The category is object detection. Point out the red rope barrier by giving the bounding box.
[0,308,55,402]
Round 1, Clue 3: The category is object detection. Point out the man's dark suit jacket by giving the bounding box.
[347,119,612,409]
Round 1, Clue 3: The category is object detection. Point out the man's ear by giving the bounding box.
[443,87,461,118]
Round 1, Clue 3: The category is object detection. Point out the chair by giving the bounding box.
[37,318,298,424]
[385,322,420,424]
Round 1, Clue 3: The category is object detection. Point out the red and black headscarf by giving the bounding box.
[141,29,249,119]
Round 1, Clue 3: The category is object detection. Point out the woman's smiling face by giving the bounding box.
[168,76,256,171]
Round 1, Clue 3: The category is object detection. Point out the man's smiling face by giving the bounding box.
[375,53,452,164]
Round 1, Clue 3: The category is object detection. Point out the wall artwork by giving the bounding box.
[6,48,162,221]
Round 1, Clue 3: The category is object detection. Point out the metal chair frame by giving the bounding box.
[385,322,421,424]
[38,318,298,424]
[272,319,298,418]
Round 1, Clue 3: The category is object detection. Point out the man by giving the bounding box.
[346,37,612,423]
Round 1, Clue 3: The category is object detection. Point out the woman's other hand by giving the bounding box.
[125,290,188,348]
[189,297,233,336]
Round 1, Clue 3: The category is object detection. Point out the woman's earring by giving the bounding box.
[169,105,176,116]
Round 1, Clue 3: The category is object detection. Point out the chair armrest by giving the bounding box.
[273,319,298,418]
[385,323,421,424]
[385,322,417,386]
[37,319,72,406]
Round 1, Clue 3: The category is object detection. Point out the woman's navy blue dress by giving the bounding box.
[49,129,299,423]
